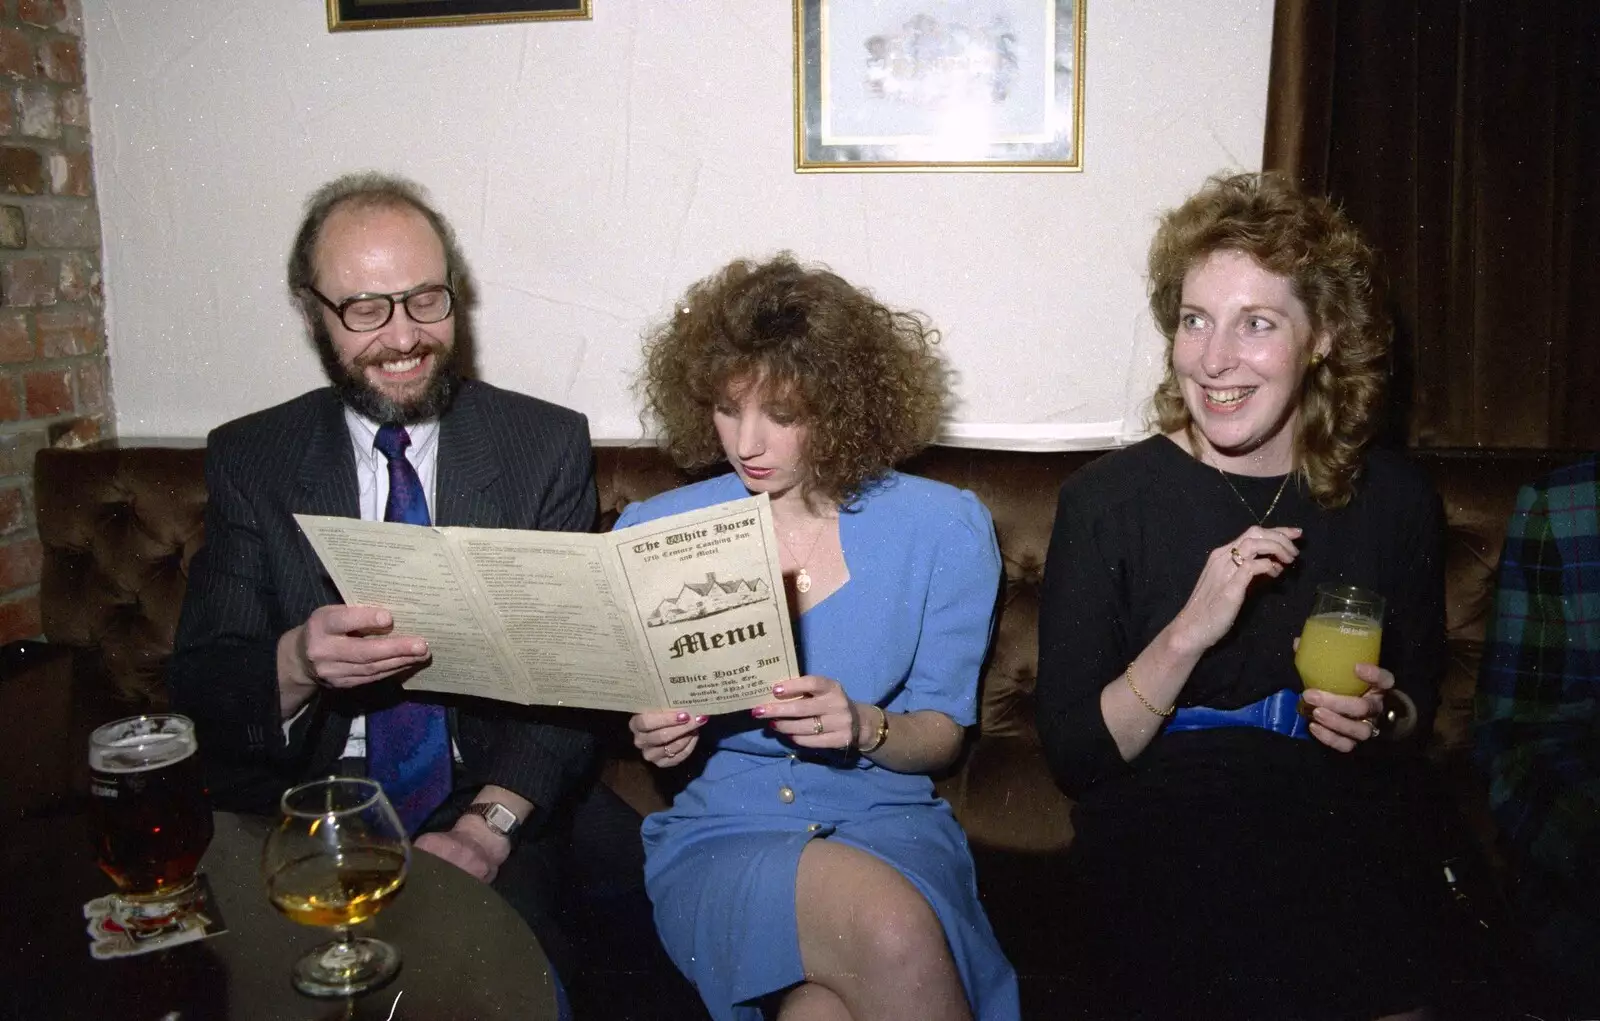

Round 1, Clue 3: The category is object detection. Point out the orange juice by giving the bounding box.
[1295,612,1382,696]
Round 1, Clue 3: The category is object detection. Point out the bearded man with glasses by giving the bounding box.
[167,172,667,1013]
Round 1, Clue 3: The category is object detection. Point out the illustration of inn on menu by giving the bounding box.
[646,572,774,627]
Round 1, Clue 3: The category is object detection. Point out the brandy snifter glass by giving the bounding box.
[262,777,410,997]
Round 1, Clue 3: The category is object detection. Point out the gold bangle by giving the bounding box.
[1125,664,1174,718]
[858,704,890,754]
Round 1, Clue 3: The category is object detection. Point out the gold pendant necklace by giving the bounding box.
[776,516,828,594]
[1215,464,1292,526]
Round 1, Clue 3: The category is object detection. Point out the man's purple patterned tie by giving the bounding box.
[366,424,452,834]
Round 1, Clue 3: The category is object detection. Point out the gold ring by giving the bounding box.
[1229,546,1244,568]
[811,718,825,735]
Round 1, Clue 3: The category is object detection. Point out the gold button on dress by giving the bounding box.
[778,785,795,804]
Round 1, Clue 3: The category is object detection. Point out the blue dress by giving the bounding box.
[615,471,1020,1021]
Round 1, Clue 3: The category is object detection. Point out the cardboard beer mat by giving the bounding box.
[84,874,228,960]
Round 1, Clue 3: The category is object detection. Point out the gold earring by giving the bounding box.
[1309,352,1325,368]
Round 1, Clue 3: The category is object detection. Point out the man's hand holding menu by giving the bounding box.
[295,494,799,714]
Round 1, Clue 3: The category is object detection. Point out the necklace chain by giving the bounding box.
[1215,464,1292,526]
[775,515,829,594]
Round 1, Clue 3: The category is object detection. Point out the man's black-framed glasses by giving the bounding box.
[306,282,455,333]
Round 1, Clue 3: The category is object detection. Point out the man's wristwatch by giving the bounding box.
[462,801,522,839]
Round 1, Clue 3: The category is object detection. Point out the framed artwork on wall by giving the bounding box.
[794,0,1084,172]
[327,0,590,32]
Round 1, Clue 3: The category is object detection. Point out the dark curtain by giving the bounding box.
[1263,0,1600,449]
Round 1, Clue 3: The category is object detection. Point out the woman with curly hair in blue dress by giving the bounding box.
[619,253,1019,1021]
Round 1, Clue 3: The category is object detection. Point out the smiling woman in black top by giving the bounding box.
[1036,172,1451,1020]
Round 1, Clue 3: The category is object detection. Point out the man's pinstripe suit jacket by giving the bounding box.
[167,379,602,823]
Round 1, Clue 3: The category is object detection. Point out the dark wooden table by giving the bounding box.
[0,810,560,1020]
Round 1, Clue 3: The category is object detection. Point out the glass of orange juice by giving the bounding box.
[1295,584,1385,708]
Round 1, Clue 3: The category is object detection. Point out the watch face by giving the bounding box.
[471,802,517,835]
[489,803,517,831]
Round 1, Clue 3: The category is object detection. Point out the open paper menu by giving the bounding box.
[294,494,799,715]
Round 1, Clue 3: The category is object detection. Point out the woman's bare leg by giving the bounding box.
[774,980,851,1021]
[778,839,971,1021]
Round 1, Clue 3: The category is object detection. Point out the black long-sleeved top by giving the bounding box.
[1035,435,1445,800]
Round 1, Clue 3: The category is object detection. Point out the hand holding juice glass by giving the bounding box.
[1295,584,1385,708]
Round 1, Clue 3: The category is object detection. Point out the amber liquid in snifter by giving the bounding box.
[1295,584,1386,711]
[88,714,214,932]
[267,847,408,928]
[262,777,410,998]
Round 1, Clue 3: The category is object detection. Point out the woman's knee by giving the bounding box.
[796,841,953,980]
[842,875,950,973]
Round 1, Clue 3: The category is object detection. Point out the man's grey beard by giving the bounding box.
[312,319,459,425]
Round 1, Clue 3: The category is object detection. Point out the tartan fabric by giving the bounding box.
[1476,454,1600,919]
[367,425,452,834]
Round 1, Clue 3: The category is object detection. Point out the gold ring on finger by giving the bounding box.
[811,718,825,735]
[1229,546,1244,568]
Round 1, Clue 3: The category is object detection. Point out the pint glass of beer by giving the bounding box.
[1295,584,1385,700]
[88,714,214,932]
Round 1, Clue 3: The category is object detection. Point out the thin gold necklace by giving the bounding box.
[775,515,828,594]
[1214,463,1292,526]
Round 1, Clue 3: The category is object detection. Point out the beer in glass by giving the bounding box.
[1295,584,1385,698]
[88,714,213,932]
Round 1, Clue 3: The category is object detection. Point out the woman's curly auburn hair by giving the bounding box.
[639,253,949,504]
[1148,171,1391,508]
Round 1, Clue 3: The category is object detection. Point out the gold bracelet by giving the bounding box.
[1125,664,1174,718]
[858,704,890,754]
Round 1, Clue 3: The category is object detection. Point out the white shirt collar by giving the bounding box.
[343,407,440,466]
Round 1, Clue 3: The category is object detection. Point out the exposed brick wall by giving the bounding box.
[0,0,107,643]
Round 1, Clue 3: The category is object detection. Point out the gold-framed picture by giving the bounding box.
[327,0,590,32]
[794,0,1084,172]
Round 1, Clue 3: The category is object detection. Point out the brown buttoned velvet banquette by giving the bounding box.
[8,440,1579,1009]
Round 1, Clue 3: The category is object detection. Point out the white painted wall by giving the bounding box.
[83,2,1272,448]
